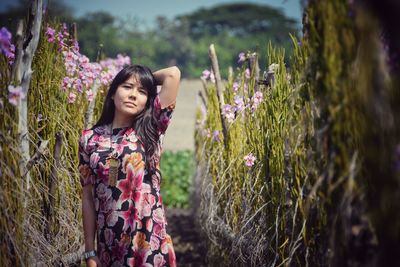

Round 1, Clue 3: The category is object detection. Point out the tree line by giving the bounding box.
[1,0,300,78]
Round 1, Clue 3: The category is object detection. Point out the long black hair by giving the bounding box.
[94,64,160,172]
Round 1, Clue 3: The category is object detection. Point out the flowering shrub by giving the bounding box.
[44,24,131,104]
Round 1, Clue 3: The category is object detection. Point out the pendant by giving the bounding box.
[109,157,119,187]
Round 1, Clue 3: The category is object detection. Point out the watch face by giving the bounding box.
[84,250,96,259]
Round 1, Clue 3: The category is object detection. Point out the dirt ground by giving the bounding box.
[162,79,202,152]
[165,208,208,267]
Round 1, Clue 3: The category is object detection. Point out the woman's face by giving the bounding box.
[112,74,148,118]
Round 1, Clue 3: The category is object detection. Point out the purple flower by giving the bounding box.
[73,78,83,93]
[212,130,220,142]
[46,26,56,43]
[238,52,246,63]
[0,27,12,44]
[62,77,71,91]
[8,85,25,106]
[244,153,256,167]
[234,95,245,112]
[0,27,15,64]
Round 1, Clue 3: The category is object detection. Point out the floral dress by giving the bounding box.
[78,95,177,267]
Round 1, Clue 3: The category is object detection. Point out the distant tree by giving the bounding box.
[75,11,118,60]
[0,0,74,34]
[176,3,300,41]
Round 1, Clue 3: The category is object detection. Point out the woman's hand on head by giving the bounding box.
[86,256,102,267]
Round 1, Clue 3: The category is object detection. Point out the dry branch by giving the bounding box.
[22,139,49,177]
[13,0,43,190]
[248,53,260,91]
[45,131,63,240]
[208,44,228,147]
[84,79,100,129]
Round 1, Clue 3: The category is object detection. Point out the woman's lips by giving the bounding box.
[125,102,136,107]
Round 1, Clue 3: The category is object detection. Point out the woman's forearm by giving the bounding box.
[153,66,181,108]
[82,186,96,251]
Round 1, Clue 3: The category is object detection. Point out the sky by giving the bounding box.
[0,0,303,28]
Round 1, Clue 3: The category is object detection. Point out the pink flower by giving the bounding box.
[120,202,139,231]
[238,52,246,63]
[201,69,210,80]
[86,89,94,102]
[72,40,79,53]
[251,91,264,111]
[116,54,131,67]
[234,95,245,112]
[68,92,76,103]
[154,253,166,267]
[45,26,55,43]
[222,104,235,123]
[153,223,166,239]
[244,153,256,167]
[150,235,160,251]
[62,77,71,91]
[8,85,25,106]
[153,208,165,224]
[146,218,153,232]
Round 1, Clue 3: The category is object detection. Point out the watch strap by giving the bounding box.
[83,250,96,260]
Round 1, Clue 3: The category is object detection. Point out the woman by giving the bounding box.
[78,64,181,267]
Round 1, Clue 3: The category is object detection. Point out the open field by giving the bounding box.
[163,79,202,151]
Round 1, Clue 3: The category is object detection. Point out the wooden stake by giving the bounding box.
[209,44,228,147]
[14,0,43,191]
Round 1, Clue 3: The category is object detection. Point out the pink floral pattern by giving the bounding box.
[78,95,176,266]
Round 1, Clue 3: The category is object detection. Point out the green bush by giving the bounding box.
[160,150,194,208]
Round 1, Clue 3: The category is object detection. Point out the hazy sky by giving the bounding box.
[1,0,302,28]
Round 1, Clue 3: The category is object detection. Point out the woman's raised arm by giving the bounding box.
[153,66,181,109]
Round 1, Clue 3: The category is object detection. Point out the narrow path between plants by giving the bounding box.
[166,208,207,267]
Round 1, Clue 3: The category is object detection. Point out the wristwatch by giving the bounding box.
[82,250,96,260]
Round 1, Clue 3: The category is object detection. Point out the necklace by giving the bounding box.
[108,122,118,187]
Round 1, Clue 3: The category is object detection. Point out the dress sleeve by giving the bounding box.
[78,130,95,187]
[153,94,176,134]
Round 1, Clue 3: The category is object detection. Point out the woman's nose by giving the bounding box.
[129,88,137,99]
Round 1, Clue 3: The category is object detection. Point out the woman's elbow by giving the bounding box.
[170,66,181,79]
